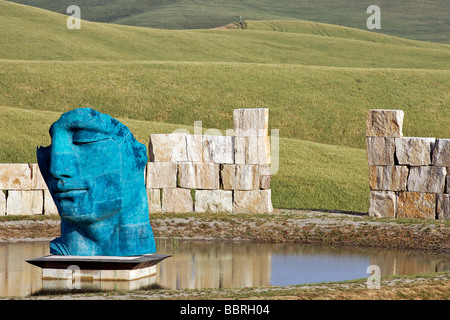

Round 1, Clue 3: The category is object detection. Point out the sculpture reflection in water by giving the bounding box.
[37,107,156,256]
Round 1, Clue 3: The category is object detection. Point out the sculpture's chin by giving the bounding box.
[59,202,121,226]
[60,213,98,225]
[57,197,96,225]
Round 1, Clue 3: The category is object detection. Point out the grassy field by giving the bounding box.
[6,0,450,44]
[1,61,448,150]
[1,1,449,213]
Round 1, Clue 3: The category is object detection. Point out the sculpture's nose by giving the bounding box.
[48,132,78,179]
[49,151,77,179]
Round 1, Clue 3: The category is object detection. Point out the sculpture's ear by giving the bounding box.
[134,141,148,172]
[119,134,148,182]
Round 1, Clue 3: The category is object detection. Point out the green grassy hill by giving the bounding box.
[1,61,449,151]
[1,1,448,213]
[6,0,450,44]
[2,2,449,68]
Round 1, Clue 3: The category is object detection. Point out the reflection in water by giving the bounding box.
[0,241,49,297]
[156,241,449,289]
[270,246,449,286]
[0,239,449,297]
[156,240,272,290]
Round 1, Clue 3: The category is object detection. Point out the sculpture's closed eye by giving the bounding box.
[72,129,109,145]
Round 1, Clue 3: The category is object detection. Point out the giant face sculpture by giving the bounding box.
[37,108,156,256]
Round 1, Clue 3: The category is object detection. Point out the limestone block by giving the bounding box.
[161,188,193,213]
[407,166,446,193]
[178,162,219,190]
[6,190,43,215]
[233,190,273,214]
[148,133,187,162]
[260,175,271,190]
[147,189,161,214]
[258,135,271,165]
[234,136,252,164]
[437,194,450,220]
[100,266,156,281]
[368,191,397,218]
[235,135,271,165]
[235,165,260,190]
[42,268,91,280]
[366,137,395,166]
[0,163,32,190]
[185,135,203,162]
[221,165,261,190]
[43,190,58,215]
[432,139,450,167]
[30,164,48,189]
[260,164,271,176]
[366,109,404,137]
[369,166,408,191]
[43,266,156,281]
[395,137,435,166]
[146,162,177,188]
[0,191,5,216]
[260,164,271,189]
[202,135,234,164]
[220,164,236,190]
[195,190,233,213]
[233,108,269,137]
[397,192,436,219]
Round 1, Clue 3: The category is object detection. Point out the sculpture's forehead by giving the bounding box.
[48,108,128,140]
[50,108,112,133]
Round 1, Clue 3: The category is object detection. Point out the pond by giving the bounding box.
[0,239,449,297]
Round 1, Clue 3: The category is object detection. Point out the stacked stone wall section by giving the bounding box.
[366,109,449,220]
[146,108,273,214]
[0,164,57,216]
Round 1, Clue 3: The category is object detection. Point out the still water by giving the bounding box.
[0,239,449,297]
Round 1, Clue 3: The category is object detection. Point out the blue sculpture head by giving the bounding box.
[37,108,156,256]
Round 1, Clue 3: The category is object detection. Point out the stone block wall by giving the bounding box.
[0,164,58,215]
[0,108,273,216]
[146,108,273,214]
[366,109,449,220]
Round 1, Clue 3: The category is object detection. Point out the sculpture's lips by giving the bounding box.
[53,188,88,199]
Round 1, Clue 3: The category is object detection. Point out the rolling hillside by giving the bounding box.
[1,60,449,151]
[1,1,449,68]
[1,1,448,212]
[6,0,450,44]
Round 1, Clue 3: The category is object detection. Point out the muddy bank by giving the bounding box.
[1,209,449,252]
[23,272,449,300]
